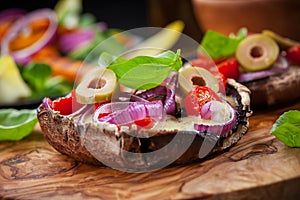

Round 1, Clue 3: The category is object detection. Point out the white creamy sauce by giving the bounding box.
[151,115,220,132]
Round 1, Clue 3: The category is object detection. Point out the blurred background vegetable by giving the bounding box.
[0,0,148,107]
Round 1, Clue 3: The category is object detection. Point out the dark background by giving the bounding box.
[0,0,148,30]
[0,0,203,41]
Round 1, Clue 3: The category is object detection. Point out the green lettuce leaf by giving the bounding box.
[270,110,300,147]
[22,63,52,93]
[0,109,38,141]
[21,63,73,100]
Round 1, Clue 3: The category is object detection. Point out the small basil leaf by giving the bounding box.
[236,27,248,40]
[79,13,97,28]
[270,110,300,147]
[156,49,182,71]
[0,109,38,141]
[98,52,126,67]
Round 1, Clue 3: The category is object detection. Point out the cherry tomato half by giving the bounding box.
[286,45,300,66]
[217,58,240,80]
[184,85,221,116]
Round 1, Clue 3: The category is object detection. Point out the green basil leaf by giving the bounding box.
[270,110,300,147]
[107,50,182,89]
[200,30,244,59]
[0,109,38,141]
[118,64,173,90]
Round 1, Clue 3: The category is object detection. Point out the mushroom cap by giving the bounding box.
[37,78,252,169]
[244,66,300,109]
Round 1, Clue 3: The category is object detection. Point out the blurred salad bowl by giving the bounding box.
[192,0,300,41]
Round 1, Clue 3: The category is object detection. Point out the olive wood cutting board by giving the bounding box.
[0,102,300,200]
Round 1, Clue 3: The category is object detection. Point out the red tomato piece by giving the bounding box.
[215,72,227,92]
[190,57,216,71]
[51,95,72,115]
[134,116,155,128]
[217,58,240,80]
[51,90,83,115]
[184,85,221,116]
[94,101,111,111]
[286,45,300,66]
[97,112,111,120]
[94,101,112,120]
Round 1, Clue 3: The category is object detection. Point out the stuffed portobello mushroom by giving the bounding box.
[37,50,252,171]
[193,29,300,110]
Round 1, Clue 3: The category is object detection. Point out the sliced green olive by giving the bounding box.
[178,66,219,94]
[76,68,117,104]
[236,34,279,72]
[262,30,299,49]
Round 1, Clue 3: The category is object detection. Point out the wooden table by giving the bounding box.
[1,102,300,200]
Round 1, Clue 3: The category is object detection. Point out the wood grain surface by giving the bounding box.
[0,102,300,200]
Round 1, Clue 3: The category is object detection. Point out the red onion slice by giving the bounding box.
[164,72,178,115]
[58,28,95,53]
[0,9,26,23]
[117,92,149,102]
[93,100,164,125]
[238,55,289,82]
[200,101,213,120]
[1,9,58,65]
[41,97,52,110]
[137,85,166,100]
[136,72,178,115]
[97,22,107,31]
[195,100,237,135]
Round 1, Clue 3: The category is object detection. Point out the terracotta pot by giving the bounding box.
[192,0,300,41]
